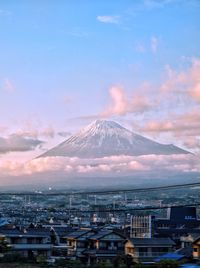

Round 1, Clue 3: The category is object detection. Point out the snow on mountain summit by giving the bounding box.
[39,120,190,158]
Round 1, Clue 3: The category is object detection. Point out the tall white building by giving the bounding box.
[130,215,152,238]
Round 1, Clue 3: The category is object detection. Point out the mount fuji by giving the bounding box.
[39,120,190,158]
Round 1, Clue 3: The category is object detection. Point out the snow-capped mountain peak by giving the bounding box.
[39,120,190,158]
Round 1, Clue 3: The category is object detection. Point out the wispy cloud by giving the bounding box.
[0,9,12,16]
[138,108,200,152]
[3,78,15,93]
[150,36,158,53]
[135,42,146,53]
[66,27,90,38]
[15,124,56,139]
[141,109,200,133]
[160,57,200,103]
[97,15,120,24]
[57,131,71,138]
[143,0,178,10]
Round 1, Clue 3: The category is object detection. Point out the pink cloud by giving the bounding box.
[1,153,200,178]
[183,137,200,149]
[160,58,200,103]
[139,109,200,150]
[190,83,200,102]
[142,109,200,132]
[101,86,151,117]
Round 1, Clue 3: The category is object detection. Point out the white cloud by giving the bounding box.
[97,15,120,24]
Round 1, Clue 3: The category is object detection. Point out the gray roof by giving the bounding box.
[129,238,175,246]
[0,228,50,238]
[64,229,92,239]
[193,236,200,244]
[52,226,74,237]
[89,230,125,240]
[89,230,112,240]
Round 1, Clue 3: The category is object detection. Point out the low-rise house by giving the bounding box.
[125,237,175,262]
[64,228,126,264]
[0,227,52,259]
[192,236,200,261]
[65,228,96,259]
[180,234,199,248]
[83,230,126,265]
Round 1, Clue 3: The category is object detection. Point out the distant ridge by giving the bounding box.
[39,120,190,158]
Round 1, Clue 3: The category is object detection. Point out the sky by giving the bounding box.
[0,0,200,188]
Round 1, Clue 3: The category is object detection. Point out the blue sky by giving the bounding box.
[0,0,200,185]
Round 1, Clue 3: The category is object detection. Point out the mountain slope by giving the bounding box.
[39,120,190,158]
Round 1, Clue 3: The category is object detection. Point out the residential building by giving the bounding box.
[192,236,200,261]
[125,237,175,262]
[83,229,126,265]
[0,227,52,259]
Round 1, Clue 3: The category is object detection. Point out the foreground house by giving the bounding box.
[65,228,97,259]
[83,230,126,264]
[125,237,175,262]
[192,236,200,261]
[65,228,126,264]
[0,228,52,259]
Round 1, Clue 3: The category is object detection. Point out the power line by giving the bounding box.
[67,182,200,195]
[65,202,200,213]
[0,182,199,196]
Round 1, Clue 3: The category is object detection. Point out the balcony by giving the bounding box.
[12,243,52,250]
[133,252,168,258]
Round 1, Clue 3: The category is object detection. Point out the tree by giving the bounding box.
[156,260,180,268]
[91,261,113,268]
[0,235,10,256]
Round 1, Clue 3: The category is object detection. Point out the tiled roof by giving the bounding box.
[89,230,112,240]
[89,230,125,240]
[64,229,92,239]
[52,226,74,236]
[0,228,51,237]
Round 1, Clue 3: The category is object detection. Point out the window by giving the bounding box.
[126,247,134,254]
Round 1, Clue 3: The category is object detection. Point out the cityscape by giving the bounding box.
[0,0,200,267]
